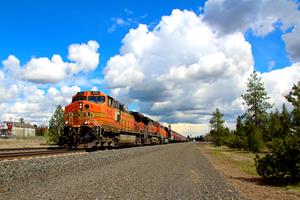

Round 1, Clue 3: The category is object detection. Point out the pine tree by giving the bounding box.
[265,104,291,144]
[285,81,300,134]
[281,103,291,135]
[242,71,273,128]
[233,115,247,149]
[48,105,64,144]
[256,81,300,181]
[266,109,281,141]
[209,108,226,146]
[241,71,272,152]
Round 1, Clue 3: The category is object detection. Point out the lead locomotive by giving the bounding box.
[59,91,187,150]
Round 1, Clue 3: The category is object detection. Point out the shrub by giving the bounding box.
[255,134,300,181]
[224,133,246,150]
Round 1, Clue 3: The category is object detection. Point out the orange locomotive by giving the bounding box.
[59,91,187,150]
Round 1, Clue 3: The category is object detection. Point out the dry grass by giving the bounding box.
[0,136,49,148]
[198,143,300,200]
[208,145,259,176]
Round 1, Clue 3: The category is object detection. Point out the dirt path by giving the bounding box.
[197,143,300,200]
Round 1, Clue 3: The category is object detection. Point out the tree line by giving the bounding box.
[209,71,300,182]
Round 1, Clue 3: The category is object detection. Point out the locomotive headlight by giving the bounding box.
[65,121,69,125]
[84,121,88,125]
[79,102,83,109]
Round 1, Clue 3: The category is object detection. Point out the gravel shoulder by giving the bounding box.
[0,143,244,200]
[197,143,300,200]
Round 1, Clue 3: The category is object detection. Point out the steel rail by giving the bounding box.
[0,149,79,160]
[0,147,64,152]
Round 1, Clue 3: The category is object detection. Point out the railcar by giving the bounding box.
[170,130,188,142]
[59,91,186,150]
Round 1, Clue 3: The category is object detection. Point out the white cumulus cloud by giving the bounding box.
[18,40,100,83]
[282,25,300,61]
[0,84,81,125]
[0,41,98,124]
[262,62,300,109]
[67,40,100,73]
[203,0,300,61]
[104,9,254,124]
[104,8,300,132]
[22,55,67,83]
[2,55,21,79]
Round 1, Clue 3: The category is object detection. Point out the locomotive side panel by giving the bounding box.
[120,111,136,133]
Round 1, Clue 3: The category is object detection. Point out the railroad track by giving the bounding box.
[0,145,139,160]
[0,148,81,160]
[0,146,63,152]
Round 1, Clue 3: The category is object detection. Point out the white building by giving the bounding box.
[1,121,36,137]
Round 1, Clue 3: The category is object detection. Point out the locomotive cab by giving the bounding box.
[60,91,107,150]
[59,91,136,150]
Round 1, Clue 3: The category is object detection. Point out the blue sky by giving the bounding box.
[0,0,202,69]
[0,0,292,73]
[0,0,299,135]
[246,29,291,71]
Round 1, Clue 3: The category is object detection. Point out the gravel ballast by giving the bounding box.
[0,143,244,199]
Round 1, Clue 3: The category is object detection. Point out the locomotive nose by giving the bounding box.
[77,101,90,110]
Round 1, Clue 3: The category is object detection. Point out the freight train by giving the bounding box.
[59,91,187,150]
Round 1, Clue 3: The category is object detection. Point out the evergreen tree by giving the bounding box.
[256,81,300,181]
[285,81,300,134]
[209,108,226,146]
[266,109,281,141]
[236,116,244,134]
[265,104,291,143]
[241,71,272,152]
[232,115,247,149]
[48,105,64,144]
[242,71,273,128]
[20,118,24,123]
[281,103,291,136]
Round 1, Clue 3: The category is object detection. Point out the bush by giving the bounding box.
[224,133,247,150]
[255,134,300,181]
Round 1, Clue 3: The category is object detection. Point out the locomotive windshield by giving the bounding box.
[88,96,105,104]
[72,96,87,102]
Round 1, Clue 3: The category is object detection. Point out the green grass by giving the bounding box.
[230,152,258,176]
[286,183,300,193]
[207,144,260,176]
[205,144,300,192]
